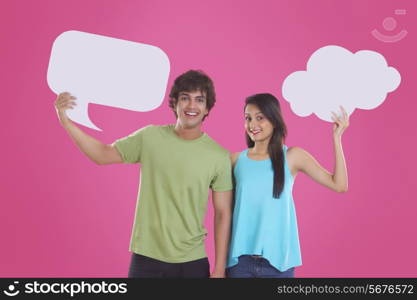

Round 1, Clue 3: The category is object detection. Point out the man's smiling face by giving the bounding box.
[174,90,208,129]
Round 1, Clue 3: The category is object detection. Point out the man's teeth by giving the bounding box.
[185,112,198,116]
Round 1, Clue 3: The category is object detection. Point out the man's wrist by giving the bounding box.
[213,265,226,274]
[59,114,71,127]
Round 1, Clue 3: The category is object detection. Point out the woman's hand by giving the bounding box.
[331,106,349,138]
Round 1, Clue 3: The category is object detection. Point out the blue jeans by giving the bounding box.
[226,255,295,278]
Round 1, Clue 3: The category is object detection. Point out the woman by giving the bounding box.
[226,93,349,278]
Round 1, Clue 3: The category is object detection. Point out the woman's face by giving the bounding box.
[244,104,274,143]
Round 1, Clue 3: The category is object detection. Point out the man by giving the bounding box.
[54,70,233,278]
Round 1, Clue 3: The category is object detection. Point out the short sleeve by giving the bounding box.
[112,125,151,164]
[210,152,233,192]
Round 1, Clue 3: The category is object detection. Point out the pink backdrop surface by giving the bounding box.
[1,0,416,277]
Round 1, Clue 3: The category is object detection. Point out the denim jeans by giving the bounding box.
[226,255,295,278]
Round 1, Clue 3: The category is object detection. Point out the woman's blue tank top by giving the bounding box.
[227,145,302,271]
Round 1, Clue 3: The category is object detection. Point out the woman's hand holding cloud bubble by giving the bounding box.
[331,106,349,138]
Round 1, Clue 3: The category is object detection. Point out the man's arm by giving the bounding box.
[54,92,123,165]
[210,190,233,278]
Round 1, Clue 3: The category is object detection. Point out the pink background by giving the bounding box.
[1,0,416,277]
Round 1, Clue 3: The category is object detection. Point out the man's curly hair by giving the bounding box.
[168,70,216,121]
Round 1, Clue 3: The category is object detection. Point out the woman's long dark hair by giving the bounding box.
[245,93,287,199]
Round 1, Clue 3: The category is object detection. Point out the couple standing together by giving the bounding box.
[54,70,349,278]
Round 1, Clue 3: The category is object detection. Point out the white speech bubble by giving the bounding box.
[47,30,170,130]
[282,45,401,122]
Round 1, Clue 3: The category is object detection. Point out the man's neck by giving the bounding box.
[174,123,204,140]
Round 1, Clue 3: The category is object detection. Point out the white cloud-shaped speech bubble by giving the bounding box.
[282,45,401,122]
[47,30,170,130]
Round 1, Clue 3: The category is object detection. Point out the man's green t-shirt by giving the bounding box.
[113,125,233,263]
